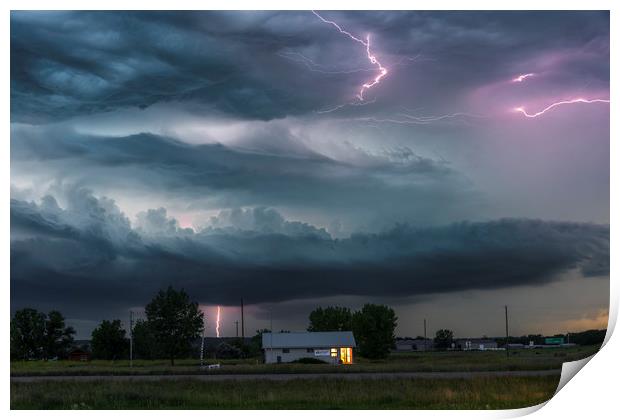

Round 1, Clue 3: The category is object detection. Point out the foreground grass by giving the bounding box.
[10,376,560,409]
[11,345,599,376]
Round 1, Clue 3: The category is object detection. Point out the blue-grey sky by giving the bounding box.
[10,11,609,338]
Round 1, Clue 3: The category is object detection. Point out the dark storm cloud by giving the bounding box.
[11,125,474,228]
[10,11,609,122]
[11,190,609,317]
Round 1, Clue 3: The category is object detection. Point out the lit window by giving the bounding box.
[330,348,338,357]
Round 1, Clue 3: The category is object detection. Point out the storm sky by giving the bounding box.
[10,11,609,339]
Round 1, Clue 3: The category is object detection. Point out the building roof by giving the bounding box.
[396,338,433,344]
[262,331,356,349]
[455,338,498,344]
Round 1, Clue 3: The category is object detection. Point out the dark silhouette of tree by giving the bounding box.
[11,308,46,360]
[145,286,204,365]
[352,304,397,359]
[91,320,129,360]
[11,309,75,360]
[215,341,242,359]
[132,319,160,360]
[566,329,606,345]
[434,329,454,350]
[248,329,271,357]
[308,306,352,332]
[42,310,75,360]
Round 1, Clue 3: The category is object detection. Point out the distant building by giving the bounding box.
[394,338,434,352]
[455,338,498,351]
[73,339,92,352]
[68,349,91,362]
[506,343,525,349]
[262,331,356,364]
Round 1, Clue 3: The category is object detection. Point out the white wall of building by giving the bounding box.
[264,348,339,364]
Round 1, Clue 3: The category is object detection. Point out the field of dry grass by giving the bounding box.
[10,375,560,409]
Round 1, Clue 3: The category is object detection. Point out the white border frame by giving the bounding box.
[3,1,616,418]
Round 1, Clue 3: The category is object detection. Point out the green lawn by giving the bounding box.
[10,344,600,376]
[10,376,560,409]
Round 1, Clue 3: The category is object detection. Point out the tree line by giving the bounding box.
[11,286,203,365]
[13,287,603,364]
[11,289,400,363]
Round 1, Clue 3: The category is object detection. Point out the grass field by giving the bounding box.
[10,345,600,376]
[10,375,560,409]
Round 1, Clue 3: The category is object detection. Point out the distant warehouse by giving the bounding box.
[262,331,356,364]
[455,338,499,351]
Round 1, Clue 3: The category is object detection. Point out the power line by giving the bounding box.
[129,310,134,368]
[505,305,509,359]
[424,318,427,352]
[241,298,245,340]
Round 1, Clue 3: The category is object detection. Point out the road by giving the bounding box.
[11,370,561,382]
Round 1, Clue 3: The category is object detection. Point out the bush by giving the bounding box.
[215,342,242,359]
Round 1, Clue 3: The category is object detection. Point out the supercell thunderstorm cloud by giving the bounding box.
[10,11,609,338]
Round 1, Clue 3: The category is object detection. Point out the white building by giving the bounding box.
[262,331,357,364]
[455,338,499,350]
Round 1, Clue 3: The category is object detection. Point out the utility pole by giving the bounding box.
[129,310,134,368]
[423,318,427,352]
[505,305,509,358]
[235,321,239,338]
[200,315,205,368]
[241,298,245,340]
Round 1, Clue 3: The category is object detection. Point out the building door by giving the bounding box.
[277,356,281,363]
[339,348,352,364]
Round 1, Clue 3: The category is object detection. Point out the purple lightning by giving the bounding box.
[514,98,610,118]
[512,73,535,83]
[312,11,388,100]
[277,51,376,75]
[351,112,486,126]
[316,98,377,114]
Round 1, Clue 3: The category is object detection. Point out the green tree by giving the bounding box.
[132,319,160,360]
[145,286,204,365]
[248,329,271,357]
[215,341,242,359]
[11,309,75,360]
[308,306,352,332]
[91,320,129,360]
[10,308,46,360]
[352,304,397,359]
[42,310,75,360]
[434,329,454,350]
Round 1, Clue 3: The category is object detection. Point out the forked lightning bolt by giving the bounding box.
[514,98,610,118]
[312,11,388,100]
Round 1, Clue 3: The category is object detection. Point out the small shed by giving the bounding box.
[262,331,356,364]
[68,349,91,362]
